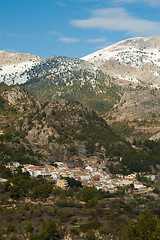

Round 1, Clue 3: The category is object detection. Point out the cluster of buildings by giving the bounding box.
[5,161,155,193]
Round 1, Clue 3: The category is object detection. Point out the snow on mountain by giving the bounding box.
[0,61,39,85]
[1,37,160,89]
[21,56,105,93]
[0,50,99,88]
[0,51,43,85]
[82,37,160,88]
[82,37,160,68]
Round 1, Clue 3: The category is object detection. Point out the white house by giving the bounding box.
[134,182,146,190]
[145,174,155,181]
[85,165,99,172]
[12,162,20,168]
[79,174,91,181]
[50,172,60,180]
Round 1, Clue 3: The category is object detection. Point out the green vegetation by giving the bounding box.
[0,142,39,165]
[111,121,135,137]
[121,139,160,173]
[122,209,160,240]
[30,220,63,240]
[64,177,82,188]
[0,95,5,110]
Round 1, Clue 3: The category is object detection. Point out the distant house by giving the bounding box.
[6,162,21,173]
[56,179,68,189]
[27,166,45,178]
[145,174,155,181]
[92,175,100,181]
[104,173,111,180]
[86,165,99,172]
[0,178,8,183]
[125,173,136,180]
[134,182,146,190]
[12,162,20,168]
[79,174,90,181]
[60,171,74,178]
[50,172,60,180]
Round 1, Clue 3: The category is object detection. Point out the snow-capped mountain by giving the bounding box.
[0,51,118,113]
[20,56,98,88]
[20,56,119,113]
[1,37,160,89]
[0,51,43,85]
[82,37,160,88]
[1,37,160,116]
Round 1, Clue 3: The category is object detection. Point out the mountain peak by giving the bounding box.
[82,36,160,88]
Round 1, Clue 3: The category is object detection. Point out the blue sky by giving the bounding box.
[0,0,160,58]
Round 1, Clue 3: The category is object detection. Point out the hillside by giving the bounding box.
[0,83,125,166]
[108,88,160,121]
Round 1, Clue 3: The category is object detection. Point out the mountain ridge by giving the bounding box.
[1,36,160,120]
[82,37,160,88]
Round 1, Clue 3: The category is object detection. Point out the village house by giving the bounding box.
[85,165,99,172]
[56,179,68,189]
[12,162,21,168]
[92,175,100,181]
[145,174,156,181]
[23,165,46,178]
[0,178,8,183]
[125,173,137,180]
[134,182,146,190]
[78,173,91,181]
[60,170,74,178]
[6,162,21,173]
[50,172,60,180]
[55,162,68,170]
[0,130,4,135]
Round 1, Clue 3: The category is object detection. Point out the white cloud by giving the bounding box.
[114,0,160,7]
[48,31,80,43]
[56,1,66,7]
[7,33,35,38]
[87,37,107,43]
[71,8,160,36]
[59,37,80,43]
[48,30,62,36]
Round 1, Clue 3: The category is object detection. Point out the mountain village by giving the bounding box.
[2,160,155,194]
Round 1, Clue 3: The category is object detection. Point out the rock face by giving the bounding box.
[82,37,160,88]
[2,87,27,105]
[109,89,160,121]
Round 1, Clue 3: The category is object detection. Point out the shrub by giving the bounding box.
[86,230,96,240]
[7,223,14,233]
[80,221,102,233]
[26,222,33,233]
